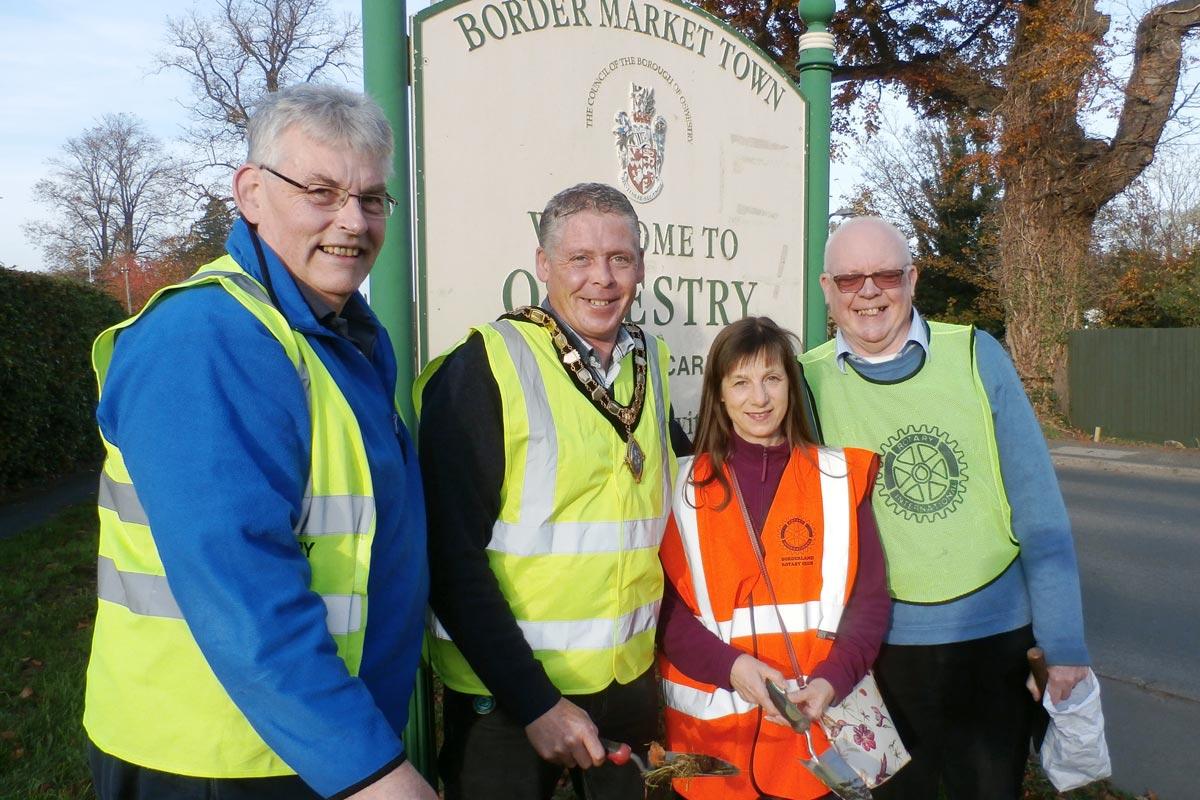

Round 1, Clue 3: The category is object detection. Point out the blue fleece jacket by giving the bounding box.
[833,314,1089,666]
[95,218,429,797]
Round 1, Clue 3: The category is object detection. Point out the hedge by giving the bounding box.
[0,268,125,499]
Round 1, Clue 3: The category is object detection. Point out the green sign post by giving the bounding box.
[797,0,836,350]
[362,0,437,782]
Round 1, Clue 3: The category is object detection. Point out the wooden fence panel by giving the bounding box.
[1068,328,1200,445]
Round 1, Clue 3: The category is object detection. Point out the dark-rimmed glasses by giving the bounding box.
[826,268,909,293]
[259,165,397,219]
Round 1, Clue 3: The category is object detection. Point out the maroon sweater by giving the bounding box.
[658,434,891,701]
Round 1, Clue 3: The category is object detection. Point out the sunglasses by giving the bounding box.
[826,268,909,293]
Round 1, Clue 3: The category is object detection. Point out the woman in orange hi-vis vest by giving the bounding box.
[657,317,891,799]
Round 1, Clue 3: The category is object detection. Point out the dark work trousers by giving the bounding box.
[871,625,1041,800]
[89,741,323,800]
[439,668,659,800]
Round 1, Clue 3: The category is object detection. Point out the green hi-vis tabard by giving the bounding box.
[415,310,677,695]
[800,322,1018,603]
[85,255,378,778]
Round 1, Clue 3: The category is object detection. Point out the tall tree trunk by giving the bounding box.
[996,189,1093,410]
[992,0,1101,410]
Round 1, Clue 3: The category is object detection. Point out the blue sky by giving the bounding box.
[3,2,1192,273]
[0,0,363,271]
[1,0,871,273]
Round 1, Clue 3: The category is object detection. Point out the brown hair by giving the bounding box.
[690,316,817,508]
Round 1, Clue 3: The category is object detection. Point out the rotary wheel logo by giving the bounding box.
[779,517,814,552]
[880,425,967,521]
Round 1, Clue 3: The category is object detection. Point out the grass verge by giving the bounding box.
[0,503,96,800]
[0,503,1153,800]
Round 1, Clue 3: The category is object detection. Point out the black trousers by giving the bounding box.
[439,669,659,800]
[89,741,322,800]
[871,625,1041,800]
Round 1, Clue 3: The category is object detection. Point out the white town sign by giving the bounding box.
[413,0,808,432]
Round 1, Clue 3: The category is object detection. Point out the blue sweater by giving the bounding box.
[95,219,429,797]
[834,320,1089,666]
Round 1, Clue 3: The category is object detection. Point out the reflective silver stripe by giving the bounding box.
[97,555,181,619]
[297,495,375,536]
[663,676,800,720]
[101,468,369,539]
[817,448,851,634]
[489,517,663,556]
[98,473,148,526]
[645,339,672,510]
[493,320,559,525]
[432,599,659,651]
[99,556,360,636]
[720,601,822,640]
[323,593,363,635]
[671,458,719,624]
[295,351,312,406]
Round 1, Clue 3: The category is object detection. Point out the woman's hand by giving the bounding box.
[730,653,789,725]
[788,677,835,721]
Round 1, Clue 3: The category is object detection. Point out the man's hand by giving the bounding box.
[1027,664,1090,705]
[730,653,789,725]
[346,761,437,800]
[788,677,835,722]
[524,697,605,769]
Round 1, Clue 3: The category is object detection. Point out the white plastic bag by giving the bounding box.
[1039,670,1112,791]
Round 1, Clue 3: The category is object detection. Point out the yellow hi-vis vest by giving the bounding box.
[800,321,1018,603]
[415,316,677,695]
[84,255,377,778]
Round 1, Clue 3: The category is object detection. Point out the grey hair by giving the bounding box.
[246,84,394,176]
[824,216,912,268]
[538,183,640,251]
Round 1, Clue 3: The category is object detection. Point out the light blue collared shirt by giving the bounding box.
[834,308,930,372]
[541,300,635,389]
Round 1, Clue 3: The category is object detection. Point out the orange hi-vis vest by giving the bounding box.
[659,446,877,800]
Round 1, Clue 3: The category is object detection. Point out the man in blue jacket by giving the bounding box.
[84,84,435,800]
[800,217,1090,800]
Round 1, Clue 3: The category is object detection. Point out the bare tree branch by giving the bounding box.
[1081,0,1200,206]
[155,0,361,195]
[23,115,187,279]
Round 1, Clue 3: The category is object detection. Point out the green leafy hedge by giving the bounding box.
[0,268,125,498]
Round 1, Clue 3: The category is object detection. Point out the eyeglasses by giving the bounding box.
[259,165,397,219]
[826,268,910,293]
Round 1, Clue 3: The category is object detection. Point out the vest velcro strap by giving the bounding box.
[98,473,148,526]
[297,494,375,536]
[719,601,823,641]
[489,517,664,556]
[433,598,658,652]
[98,556,182,619]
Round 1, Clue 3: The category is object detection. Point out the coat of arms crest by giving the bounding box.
[613,83,666,203]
